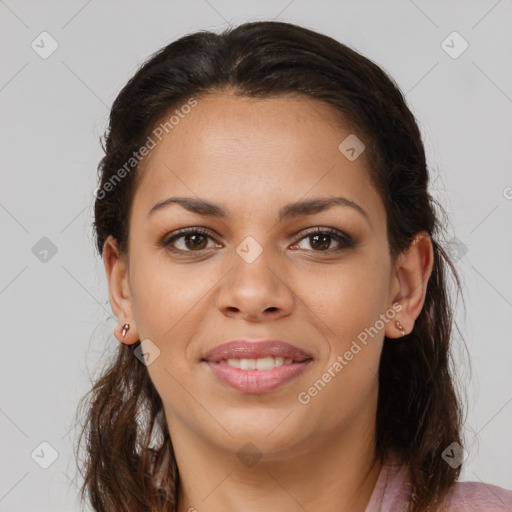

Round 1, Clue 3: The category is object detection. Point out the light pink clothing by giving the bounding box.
[365,452,512,511]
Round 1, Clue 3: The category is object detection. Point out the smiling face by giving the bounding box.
[106,91,403,458]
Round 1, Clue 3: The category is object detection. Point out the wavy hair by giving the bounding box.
[74,20,468,512]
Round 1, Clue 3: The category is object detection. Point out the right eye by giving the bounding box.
[160,227,222,253]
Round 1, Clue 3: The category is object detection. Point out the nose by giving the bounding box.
[215,251,295,322]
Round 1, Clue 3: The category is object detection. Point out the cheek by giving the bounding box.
[296,254,389,379]
[295,268,386,423]
[130,249,217,339]
[304,257,390,334]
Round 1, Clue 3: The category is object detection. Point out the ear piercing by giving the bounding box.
[121,323,130,339]
[395,320,405,337]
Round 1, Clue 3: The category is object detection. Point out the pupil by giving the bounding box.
[312,234,330,250]
[186,234,206,250]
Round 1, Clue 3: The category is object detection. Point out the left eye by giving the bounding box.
[290,228,353,252]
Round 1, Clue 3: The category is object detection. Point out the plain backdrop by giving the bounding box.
[1,1,511,510]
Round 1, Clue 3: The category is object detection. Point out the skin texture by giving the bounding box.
[102,92,434,512]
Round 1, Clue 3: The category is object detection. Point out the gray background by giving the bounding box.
[1,0,511,510]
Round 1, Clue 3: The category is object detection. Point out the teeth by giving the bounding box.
[240,358,256,370]
[256,357,276,370]
[223,356,292,369]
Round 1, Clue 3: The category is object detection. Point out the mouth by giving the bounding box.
[201,340,313,394]
[201,339,313,363]
[212,355,305,369]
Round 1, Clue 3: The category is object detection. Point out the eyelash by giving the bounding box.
[159,226,355,255]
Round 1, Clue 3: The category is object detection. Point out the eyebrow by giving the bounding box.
[147,196,370,224]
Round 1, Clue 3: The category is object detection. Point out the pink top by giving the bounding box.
[365,451,512,511]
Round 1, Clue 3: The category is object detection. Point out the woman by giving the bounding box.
[75,20,512,512]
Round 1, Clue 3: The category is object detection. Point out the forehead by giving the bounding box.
[132,93,384,225]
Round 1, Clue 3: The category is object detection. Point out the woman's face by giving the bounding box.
[112,93,402,457]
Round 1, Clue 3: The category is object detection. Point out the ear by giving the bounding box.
[385,231,434,339]
[103,235,139,345]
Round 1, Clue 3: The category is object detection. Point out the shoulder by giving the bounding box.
[438,480,512,511]
[366,452,512,512]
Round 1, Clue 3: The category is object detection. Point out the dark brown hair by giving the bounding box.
[74,20,468,512]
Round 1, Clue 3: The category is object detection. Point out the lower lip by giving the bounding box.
[203,360,312,394]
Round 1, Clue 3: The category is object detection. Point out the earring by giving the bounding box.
[121,323,130,339]
[395,320,405,337]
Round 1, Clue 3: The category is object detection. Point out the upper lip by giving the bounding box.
[202,340,313,363]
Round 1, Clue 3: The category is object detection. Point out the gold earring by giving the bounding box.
[121,323,130,338]
[395,320,405,337]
